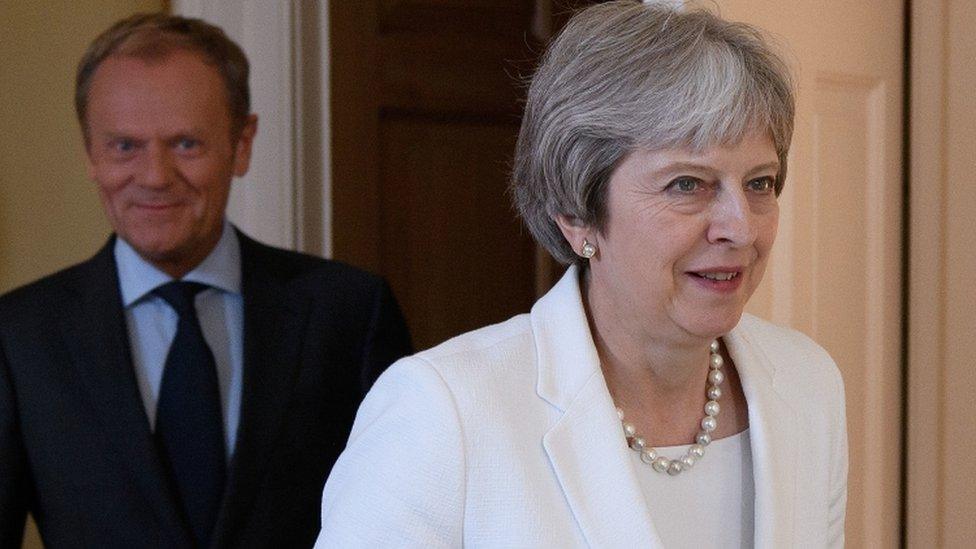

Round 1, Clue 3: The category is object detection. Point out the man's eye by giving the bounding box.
[176,138,199,151]
[747,177,775,193]
[114,140,135,152]
[669,177,700,193]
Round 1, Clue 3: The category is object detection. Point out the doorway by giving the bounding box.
[329,2,906,546]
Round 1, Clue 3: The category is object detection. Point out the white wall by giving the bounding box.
[171,0,332,255]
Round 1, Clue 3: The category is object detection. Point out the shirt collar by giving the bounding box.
[115,220,242,307]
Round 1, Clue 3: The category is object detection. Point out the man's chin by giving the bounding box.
[120,234,194,272]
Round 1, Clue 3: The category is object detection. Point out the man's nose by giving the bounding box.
[706,187,757,247]
[141,144,172,188]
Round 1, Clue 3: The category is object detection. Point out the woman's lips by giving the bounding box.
[687,268,744,293]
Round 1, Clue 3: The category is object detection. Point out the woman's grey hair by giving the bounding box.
[512,0,795,265]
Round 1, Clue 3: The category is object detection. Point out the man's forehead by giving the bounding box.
[88,52,226,103]
[85,52,233,135]
[96,49,217,79]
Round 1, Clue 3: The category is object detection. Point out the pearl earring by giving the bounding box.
[580,239,597,259]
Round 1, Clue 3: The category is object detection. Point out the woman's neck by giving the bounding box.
[582,270,712,393]
[581,270,731,445]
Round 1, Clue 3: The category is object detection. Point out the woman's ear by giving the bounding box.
[554,214,595,259]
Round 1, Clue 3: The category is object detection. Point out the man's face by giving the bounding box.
[84,50,256,278]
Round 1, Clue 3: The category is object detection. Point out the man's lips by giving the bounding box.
[131,201,182,211]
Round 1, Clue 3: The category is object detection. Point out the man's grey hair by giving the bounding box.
[511,0,795,265]
[76,13,250,144]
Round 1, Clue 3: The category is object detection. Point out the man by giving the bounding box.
[0,13,411,548]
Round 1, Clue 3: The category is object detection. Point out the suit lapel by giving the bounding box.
[60,239,191,546]
[212,233,309,547]
[534,267,662,548]
[724,322,799,548]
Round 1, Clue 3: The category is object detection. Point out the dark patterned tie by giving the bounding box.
[153,281,225,548]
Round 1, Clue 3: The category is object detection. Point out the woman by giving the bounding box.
[316,2,847,547]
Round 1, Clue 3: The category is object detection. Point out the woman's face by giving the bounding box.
[576,131,780,344]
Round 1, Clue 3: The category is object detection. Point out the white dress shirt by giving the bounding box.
[114,221,244,460]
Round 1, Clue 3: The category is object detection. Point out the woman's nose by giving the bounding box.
[706,187,757,246]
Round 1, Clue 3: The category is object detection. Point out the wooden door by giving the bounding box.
[716,1,905,546]
[330,1,589,350]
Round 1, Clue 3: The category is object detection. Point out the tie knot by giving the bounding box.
[153,281,210,318]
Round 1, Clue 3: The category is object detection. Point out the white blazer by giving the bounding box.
[317,266,848,548]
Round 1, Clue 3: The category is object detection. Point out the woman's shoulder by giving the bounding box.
[416,313,534,363]
[349,311,549,452]
[735,313,834,362]
[370,312,539,399]
[732,313,843,391]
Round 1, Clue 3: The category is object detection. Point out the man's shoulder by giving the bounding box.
[238,234,385,297]
[239,236,410,356]
[0,247,109,318]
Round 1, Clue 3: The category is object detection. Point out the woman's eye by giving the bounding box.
[670,177,700,193]
[747,177,775,193]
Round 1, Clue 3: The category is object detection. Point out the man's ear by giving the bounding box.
[554,214,595,259]
[232,114,259,177]
[85,153,96,181]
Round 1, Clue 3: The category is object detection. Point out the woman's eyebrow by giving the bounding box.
[651,160,780,177]
[745,162,781,176]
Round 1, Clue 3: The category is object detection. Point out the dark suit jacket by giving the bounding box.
[0,231,412,548]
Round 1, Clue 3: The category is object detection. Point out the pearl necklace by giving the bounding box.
[617,339,725,476]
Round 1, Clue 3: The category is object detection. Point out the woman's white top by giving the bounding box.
[631,429,755,549]
[315,265,848,548]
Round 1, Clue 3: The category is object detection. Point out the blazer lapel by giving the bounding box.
[725,322,799,548]
[542,376,663,548]
[60,239,191,546]
[535,266,663,548]
[212,233,309,547]
[533,270,800,547]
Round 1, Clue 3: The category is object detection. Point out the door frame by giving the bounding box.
[904,1,974,546]
[171,0,330,256]
[172,1,964,542]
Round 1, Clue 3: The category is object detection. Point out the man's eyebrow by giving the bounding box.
[97,132,140,143]
[95,128,209,140]
[170,129,209,139]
